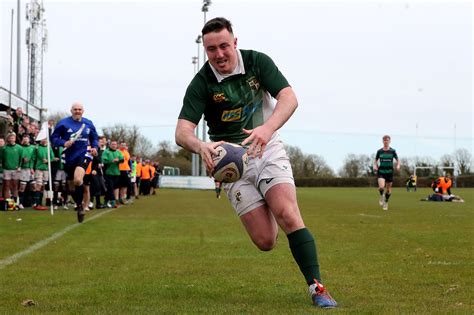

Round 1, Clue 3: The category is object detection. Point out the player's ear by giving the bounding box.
[234,37,238,49]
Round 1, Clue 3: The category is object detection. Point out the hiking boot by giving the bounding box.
[309,280,337,308]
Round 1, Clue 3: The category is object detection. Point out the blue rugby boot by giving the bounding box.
[309,279,337,308]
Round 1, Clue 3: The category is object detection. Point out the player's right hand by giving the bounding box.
[199,141,224,175]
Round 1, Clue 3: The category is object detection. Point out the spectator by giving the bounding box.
[102,140,123,208]
[1,133,22,205]
[32,138,54,210]
[140,159,152,195]
[118,142,131,204]
[18,135,36,209]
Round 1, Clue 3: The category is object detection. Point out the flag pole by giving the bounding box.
[36,121,54,215]
[43,122,54,215]
[46,123,54,215]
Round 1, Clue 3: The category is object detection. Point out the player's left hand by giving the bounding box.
[90,148,98,156]
[241,125,273,158]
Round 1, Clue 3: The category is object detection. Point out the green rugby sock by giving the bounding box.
[287,227,321,285]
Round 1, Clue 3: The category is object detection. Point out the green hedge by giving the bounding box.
[295,176,474,188]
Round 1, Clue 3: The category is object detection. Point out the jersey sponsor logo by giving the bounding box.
[247,77,260,91]
[67,128,73,133]
[213,92,227,103]
[221,107,242,122]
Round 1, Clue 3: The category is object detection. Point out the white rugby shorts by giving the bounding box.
[223,133,294,216]
[34,170,49,185]
[3,169,20,181]
[20,169,34,183]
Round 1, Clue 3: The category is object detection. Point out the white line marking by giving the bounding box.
[0,209,115,270]
[358,213,383,218]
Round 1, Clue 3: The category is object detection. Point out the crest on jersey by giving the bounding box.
[247,77,260,91]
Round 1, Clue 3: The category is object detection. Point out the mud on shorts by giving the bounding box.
[223,133,294,217]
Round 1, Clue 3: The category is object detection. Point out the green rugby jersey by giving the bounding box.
[1,144,22,170]
[35,145,55,171]
[180,49,290,143]
[20,144,36,169]
[375,148,398,174]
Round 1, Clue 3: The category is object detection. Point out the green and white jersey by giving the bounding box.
[180,49,290,143]
[1,144,22,170]
[35,145,54,171]
[20,144,36,169]
[375,147,398,174]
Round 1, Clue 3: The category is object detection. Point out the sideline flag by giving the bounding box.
[36,122,54,215]
[36,122,49,142]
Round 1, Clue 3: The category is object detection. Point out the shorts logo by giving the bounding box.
[247,77,260,91]
[221,107,242,122]
[235,190,242,202]
[265,178,274,184]
[213,93,227,103]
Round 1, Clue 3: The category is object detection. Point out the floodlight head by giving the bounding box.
[202,1,211,12]
[195,35,202,44]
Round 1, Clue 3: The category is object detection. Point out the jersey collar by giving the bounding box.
[209,49,245,83]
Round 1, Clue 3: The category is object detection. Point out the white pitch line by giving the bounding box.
[0,209,115,270]
[358,213,383,218]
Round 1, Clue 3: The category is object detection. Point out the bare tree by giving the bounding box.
[339,154,365,177]
[134,136,155,158]
[156,140,175,159]
[399,157,413,178]
[453,148,472,175]
[285,145,305,177]
[47,110,70,125]
[439,154,454,167]
[304,154,334,177]
[102,124,142,154]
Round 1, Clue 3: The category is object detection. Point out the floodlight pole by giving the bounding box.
[9,9,14,115]
[200,0,211,176]
[191,56,200,176]
[17,0,21,96]
[195,35,203,176]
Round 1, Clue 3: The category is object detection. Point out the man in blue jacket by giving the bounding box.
[51,102,99,222]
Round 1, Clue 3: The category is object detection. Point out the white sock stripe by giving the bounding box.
[0,209,115,270]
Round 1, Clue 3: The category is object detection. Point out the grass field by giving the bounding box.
[0,187,472,314]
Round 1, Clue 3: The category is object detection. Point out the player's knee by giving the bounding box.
[255,237,277,251]
[273,208,303,232]
[73,178,83,186]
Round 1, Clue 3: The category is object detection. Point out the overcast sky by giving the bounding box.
[0,0,472,172]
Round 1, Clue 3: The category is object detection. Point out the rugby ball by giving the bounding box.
[212,143,249,183]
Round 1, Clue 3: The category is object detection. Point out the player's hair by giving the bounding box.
[382,135,391,140]
[202,17,233,36]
